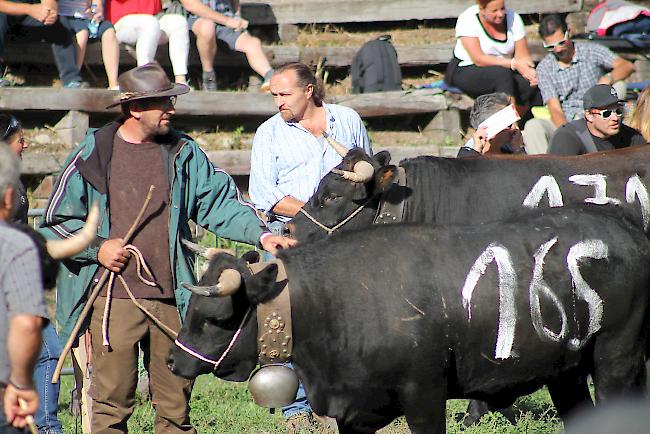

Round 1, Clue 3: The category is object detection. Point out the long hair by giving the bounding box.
[631,87,650,143]
[275,62,325,107]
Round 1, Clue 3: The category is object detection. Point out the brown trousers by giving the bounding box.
[89,297,195,434]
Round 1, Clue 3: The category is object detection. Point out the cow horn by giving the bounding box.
[181,239,235,260]
[323,132,349,157]
[181,268,242,297]
[331,161,374,183]
[46,202,99,260]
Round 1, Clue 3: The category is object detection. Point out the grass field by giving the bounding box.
[56,372,562,433]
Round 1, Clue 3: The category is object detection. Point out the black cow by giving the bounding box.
[168,204,650,433]
[288,145,650,243]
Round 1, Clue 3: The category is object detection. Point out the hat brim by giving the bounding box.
[106,83,191,109]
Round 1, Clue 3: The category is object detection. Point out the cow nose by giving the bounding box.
[283,222,296,239]
[167,354,176,373]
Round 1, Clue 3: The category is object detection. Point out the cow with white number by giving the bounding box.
[168,204,650,434]
[287,144,650,243]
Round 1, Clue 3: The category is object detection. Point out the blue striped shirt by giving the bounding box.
[249,103,372,221]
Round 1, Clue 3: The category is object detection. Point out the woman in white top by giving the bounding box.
[445,0,541,111]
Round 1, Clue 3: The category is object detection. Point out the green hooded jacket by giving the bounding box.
[39,122,268,343]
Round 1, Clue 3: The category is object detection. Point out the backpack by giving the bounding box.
[587,0,650,48]
[351,35,402,94]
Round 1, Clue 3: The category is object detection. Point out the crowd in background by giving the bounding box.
[0,0,273,90]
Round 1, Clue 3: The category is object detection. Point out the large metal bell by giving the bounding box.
[248,364,299,408]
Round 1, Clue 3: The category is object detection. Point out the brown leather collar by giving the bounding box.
[374,166,407,224]
[249,260,293,366]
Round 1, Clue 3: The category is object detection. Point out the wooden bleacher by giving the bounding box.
[239,0,583,25]
[6,0,650,182]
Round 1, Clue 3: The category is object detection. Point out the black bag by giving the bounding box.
[351,35,402,93]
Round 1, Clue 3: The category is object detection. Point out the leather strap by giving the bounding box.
[375,166,407,224]
[250,260,293,365]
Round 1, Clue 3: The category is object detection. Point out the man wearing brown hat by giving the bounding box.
[39,62,295,433]
[549,84,646,155]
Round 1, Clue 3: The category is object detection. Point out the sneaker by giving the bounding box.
[0,77,12,87]
[202,71,217,91]
[285,412,315,434]
[260,80,271,93]
[64,80,90,89]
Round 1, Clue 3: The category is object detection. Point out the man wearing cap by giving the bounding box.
[39,62,294,433]
[523,14,635,154]
[548,84,646,155]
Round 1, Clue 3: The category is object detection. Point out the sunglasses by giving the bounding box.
[543,32,570,50]
[592,107,624,119]
[137,95,177,108]
[2,115,20,141]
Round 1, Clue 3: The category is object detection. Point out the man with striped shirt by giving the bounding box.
[249,62,372,432]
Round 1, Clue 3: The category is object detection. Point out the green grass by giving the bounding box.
[57,371,562,433]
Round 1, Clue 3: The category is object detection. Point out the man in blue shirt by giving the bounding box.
[249,62,371,432]
[250,62,372,223]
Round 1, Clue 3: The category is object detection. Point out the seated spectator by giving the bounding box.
[445,0,541,116]
[523,14,635,154]
[58,0,120,89]
[180,0,273,91]
[457,92,525,157]
[0,0,87,87]
[630,86,650,143]
[106,0,189,84]
[548,84,646,155]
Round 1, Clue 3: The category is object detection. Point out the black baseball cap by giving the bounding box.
[583,84,623,110]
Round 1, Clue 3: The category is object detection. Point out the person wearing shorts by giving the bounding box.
[58,0,120,89]
[181,0,273,91]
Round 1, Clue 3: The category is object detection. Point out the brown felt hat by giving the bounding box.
[106,62,190,109]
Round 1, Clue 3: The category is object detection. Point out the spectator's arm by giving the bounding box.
[180,0,246,29]
[513,38,537,85]
[4,315,42,428]
[547,98,568,128]
[460,36,512,68]
[600,57,635,85]
[0,0,53,22]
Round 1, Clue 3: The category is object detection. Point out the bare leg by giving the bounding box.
[75,29,89,72]
[191,18,217,73]
[234,31,272,78]
[100,28,120,88]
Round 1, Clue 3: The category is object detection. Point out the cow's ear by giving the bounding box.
[373,165,398,194]
[245,263,284,305]
[373,151,391,167]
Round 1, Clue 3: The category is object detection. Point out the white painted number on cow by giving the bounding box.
[461,244,517,360]
[463,238,607,359]
[522,176,564,208]
[568,174,620,205]
[626,175,650,232]
[566,240,607,350]
[523,174,650,229]
[529,237,568,343]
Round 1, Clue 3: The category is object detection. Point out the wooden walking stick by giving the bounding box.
[52,186,155,383]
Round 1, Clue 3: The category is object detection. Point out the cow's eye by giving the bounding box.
[323,193,339,204]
